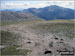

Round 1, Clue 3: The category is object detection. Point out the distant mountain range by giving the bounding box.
[1,5,75,22]
[23,5,75,20]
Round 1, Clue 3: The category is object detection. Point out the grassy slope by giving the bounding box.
[48,19,75,22]
[1,30,31,55]
[1,19,75,26]
[0,20,44,26]
[29,20,75,39]
[0,20,75,55]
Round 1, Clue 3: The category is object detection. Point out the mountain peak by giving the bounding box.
[1,5,74,21]
[23,5,74,20]
[44,5,63,9]
[50,5,60,7]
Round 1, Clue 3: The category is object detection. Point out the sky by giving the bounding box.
[1,0,74,10]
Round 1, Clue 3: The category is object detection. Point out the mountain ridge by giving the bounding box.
[23,5,75,20]
[1,5,75,22]
[0,11,44,22]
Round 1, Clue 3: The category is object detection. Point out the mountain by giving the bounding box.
[23,5,75,20]
[0,11,44,22]
[1,5,74,22]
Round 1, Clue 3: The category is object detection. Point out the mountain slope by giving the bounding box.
[1,11,44,22]
[1,21,75,56]
[23,5,74,20]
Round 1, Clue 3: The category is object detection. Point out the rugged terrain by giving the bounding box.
[0,11,44,26]
[0,20,75,56]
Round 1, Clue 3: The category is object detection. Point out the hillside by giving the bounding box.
[23,5,74,20]
[1,5,74,22]
[0,11,44,26]
[1,20,75,56]
[0,11,44,22]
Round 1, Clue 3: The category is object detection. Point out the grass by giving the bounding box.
[1,19,74,26]
[1,45,31,55]
[48,19,75,22]
[0,31,32,55]
[0,30,21,45]
[0,21,23,26]
[0,20,75,55]
[30,22,75,39]
[0,20,44,26]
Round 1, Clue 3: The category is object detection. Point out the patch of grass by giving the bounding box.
[30,22,75,39]
[1,45,31,55]
[0,20,44,26]
[0,30,20,45]
[0,31,32,55]
[48,19,75,22]
[0,21,22,26]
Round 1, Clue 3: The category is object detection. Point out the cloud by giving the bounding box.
[1,1,74,10]
[1,2,30,9]
[46,1,74,9]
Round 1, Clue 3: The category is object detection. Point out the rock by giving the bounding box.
[44,50,52,54]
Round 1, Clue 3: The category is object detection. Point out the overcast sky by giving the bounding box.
[1,0,74,10]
